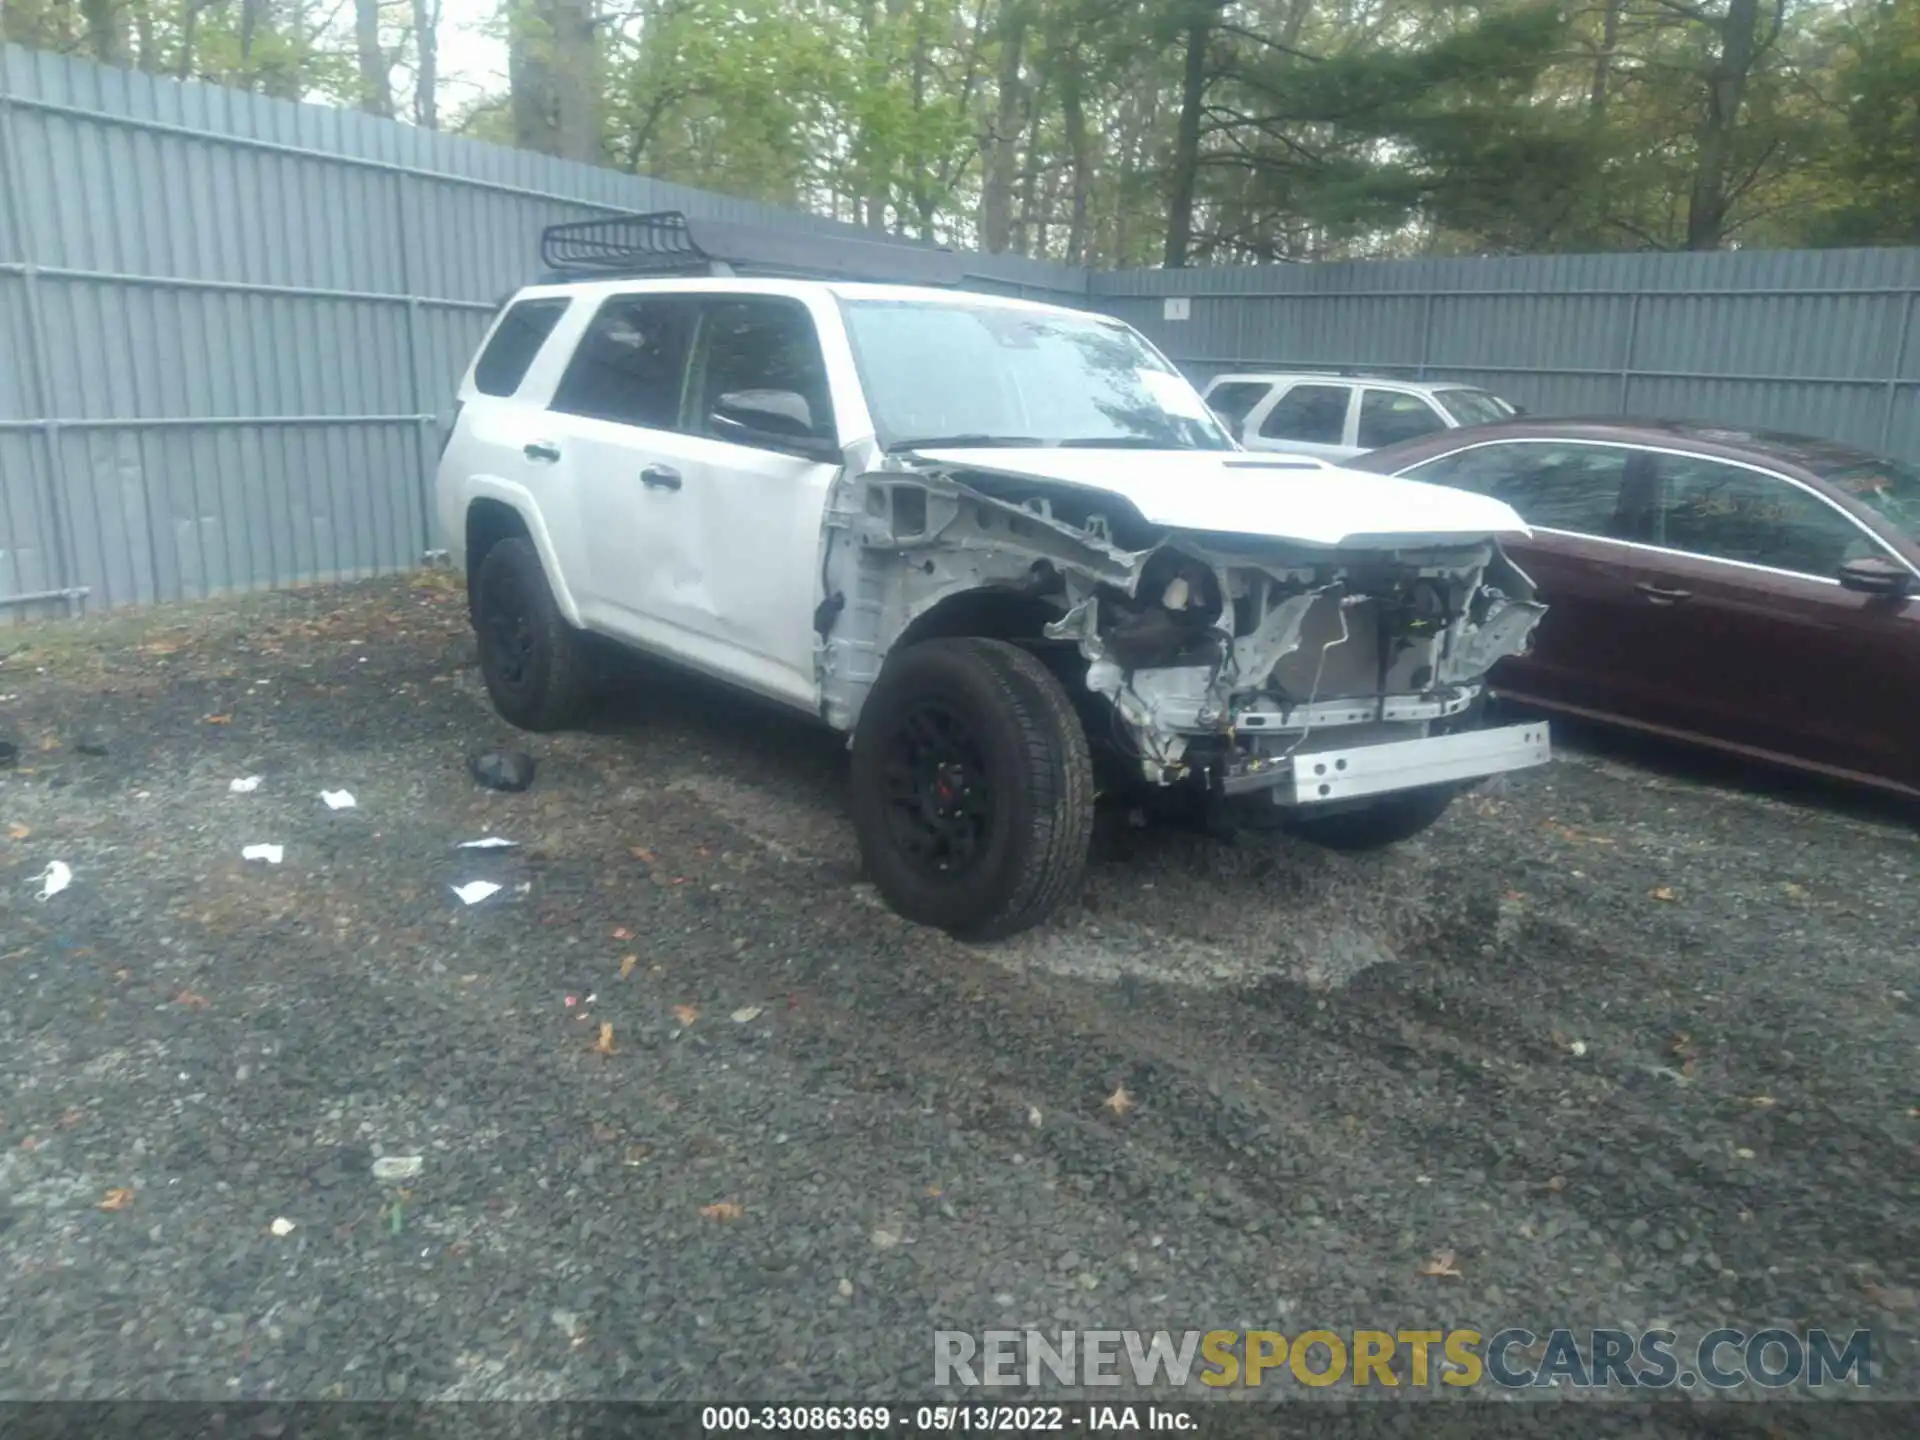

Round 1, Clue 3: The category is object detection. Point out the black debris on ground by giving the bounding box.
[0,575,1912,1407]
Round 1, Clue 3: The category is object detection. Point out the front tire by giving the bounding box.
[1289,784,1456,851]
[472,536,593,732]
[850,638,1094,941]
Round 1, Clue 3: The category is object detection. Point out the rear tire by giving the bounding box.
[472,535,593,732]
[850,637,1094,941]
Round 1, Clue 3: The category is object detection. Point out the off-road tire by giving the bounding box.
[850,637,1094,941]
[1289,783,1457,851]
[472,536,593,732]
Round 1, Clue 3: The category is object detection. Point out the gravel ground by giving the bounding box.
[0,575,1914,1419]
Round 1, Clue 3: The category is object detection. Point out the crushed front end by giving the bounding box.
[818,461,1552,813]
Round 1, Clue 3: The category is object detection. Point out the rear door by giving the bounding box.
[1245,381,1357,458]
[1395,440,1662,720]
[542,292,704,649]
[1634,451,1919,784]
[1201,380,1276,437]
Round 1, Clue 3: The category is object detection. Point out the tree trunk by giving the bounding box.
[413,0,440,128]
[1012,80,1046,255]
[1060,58,1090,265]
[508,0,560,154]
[356,0,395,117]
[1686,0,1762,250]
[80,0,131,64]
[1588,0,1621,118]
[552,0,600,164]
[134,0,159,71]
[176,0,202,79]
[978,0,1029,253]
[1164,11,1210,267]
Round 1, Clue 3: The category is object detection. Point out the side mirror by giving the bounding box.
[710,390,840,462]
[1837,555,1913,597]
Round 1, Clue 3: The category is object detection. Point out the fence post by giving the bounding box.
[1617,292,1641,413]
[1882,290,1915,455]
[1416,291,1434,378]
[390,166,433,563]
[0,62,86,617]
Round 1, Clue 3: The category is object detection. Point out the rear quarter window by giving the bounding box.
[473,298,571,397]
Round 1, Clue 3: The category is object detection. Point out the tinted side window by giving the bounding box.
[691,297,836,443]
[1654,455,1879,576]
[1406,444,1635,537]
[1205,382,1273,427]
[1259,384,1349,445]
[1357,390,1446,449]
[550,295,698,429]
[474,298,569,397]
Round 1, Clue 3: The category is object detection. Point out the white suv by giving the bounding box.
[1202,372,1518,461]
[436,213,1551,939]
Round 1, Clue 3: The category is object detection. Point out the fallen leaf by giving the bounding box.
[203,714,232,725]
[1103,1084,1136,1116]
[611,926,634,940]
[113,968,133,983]
[59,1108,85,1129]
[1417,1249,1464,1279]
[624,1144,652,1166]
[98,1188,135,1211]
[629,847,656,864]
[39,734,59,751]
[1747,1095,1778,1109]
[174,990,211,1009]
[1545,1174,1566,1192]
[1782,882,1807,899]
[1501,890,1526,903]
[1651,886,1678,902]
[594,1022,616,1055]
[700,1199,744,1222]
[925,1184,943,1198]
[591,1123,620,1143]
[730,1005,763,1024]
[7,823,29,840]
[618,954,638,980]
[672,1004,699,1027]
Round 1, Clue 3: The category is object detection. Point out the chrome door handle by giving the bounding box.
[1636,582,1692,605]
[523,441,561,463]
[641,465,682,491]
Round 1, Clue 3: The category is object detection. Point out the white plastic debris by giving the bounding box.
[371,1156,423,1182]
[269,1216,297,1237]
[229,776,263,794]
[457,836,518,850]
[319,790,356,810]
[241,844,284,864]
[30,861,72,901]
[1027,1105,1043,1129]
[1569,1040,1588,1058]
[730,1006,763,1024]
[451,880,502,905]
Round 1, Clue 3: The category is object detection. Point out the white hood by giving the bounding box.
[911,447,1529,548]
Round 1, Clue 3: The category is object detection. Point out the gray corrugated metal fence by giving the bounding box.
[3,42,1918,620]
[0,44,1085,618]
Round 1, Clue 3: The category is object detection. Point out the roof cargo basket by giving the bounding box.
[538,211,967,288]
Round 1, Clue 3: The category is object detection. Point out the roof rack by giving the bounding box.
[538,211,967,288]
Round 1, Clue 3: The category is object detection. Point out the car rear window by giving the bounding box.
[473,298,570,397]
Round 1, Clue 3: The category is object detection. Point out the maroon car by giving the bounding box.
[1350,419,1920,799]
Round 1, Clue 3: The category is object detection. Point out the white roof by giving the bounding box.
[1204,371,1497,397]
[511,273,1097,321]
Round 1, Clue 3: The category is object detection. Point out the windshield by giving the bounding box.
[839,299,1235,451]
[1434,388,1516,426]
[1812,452,1920,539]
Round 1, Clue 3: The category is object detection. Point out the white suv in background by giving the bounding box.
[1202,372,1519,460]
[435,213,1552,940]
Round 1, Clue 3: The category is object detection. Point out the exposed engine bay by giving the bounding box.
[815,459,1548,806]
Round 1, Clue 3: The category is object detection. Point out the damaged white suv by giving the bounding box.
[437,213,1550,939]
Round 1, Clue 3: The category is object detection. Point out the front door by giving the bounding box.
[1630,451,1920,785]
[1395,440,1663,721]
